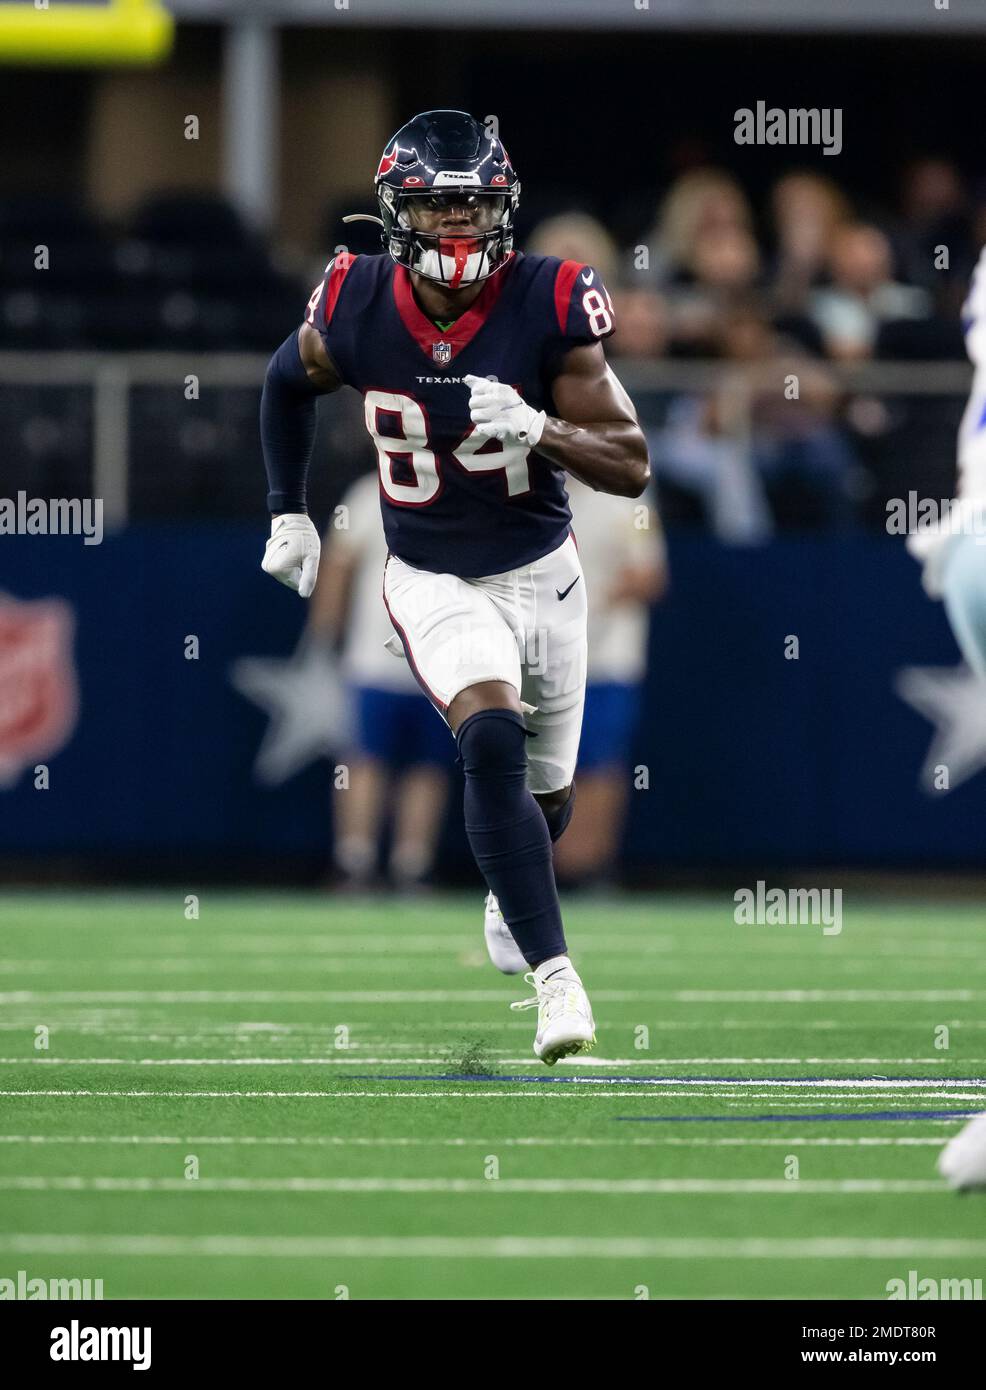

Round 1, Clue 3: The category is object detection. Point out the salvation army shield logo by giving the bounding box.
[0,593,79,787]
[432,341,452,365]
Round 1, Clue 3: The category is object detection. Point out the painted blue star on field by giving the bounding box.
[230,640,354,786]
[895,663,986,793]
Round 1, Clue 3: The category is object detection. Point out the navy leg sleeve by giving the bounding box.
[457,708,567,968]
[261,329,320,515]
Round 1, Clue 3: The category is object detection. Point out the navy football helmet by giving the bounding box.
[368,110,520,287]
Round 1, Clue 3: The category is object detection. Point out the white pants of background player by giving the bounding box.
[383,533,587,795]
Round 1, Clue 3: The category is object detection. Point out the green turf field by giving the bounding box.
[0,890,984,1300]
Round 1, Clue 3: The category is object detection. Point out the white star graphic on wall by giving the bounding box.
[895,663,986,793]
[230,640,354,786]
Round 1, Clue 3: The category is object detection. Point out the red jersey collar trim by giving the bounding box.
[392,252,516,362]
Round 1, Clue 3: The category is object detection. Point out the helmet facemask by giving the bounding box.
[379,187,516,288]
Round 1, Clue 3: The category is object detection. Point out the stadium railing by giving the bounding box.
[0,352,974,525]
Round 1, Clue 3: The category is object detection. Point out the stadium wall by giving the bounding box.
[0,527,980,879]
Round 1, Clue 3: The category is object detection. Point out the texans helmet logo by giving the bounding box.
[376,143,399,178]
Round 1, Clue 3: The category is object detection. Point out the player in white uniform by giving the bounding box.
[909,244,986,669]
[907,246,986,1189]
[306,471,452,887]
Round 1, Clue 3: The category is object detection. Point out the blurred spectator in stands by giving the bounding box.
[554,478,667,888]
[665,224,763,354]
[608,287,670,360]
[810,223,931,360]
[768,172,853,314]
[895,158,973,294]
[644,168,755,286]
[655,305,858,538]
[526,211,620,286]
[306,471,452,889]
[971,182,986,258]
[526,211,671,361]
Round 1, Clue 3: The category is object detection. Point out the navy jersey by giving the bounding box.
[305,251,615,577]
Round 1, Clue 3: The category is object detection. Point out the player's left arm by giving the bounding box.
[464,349,649,498]
[465,259,650,497]
[540,343,651,498]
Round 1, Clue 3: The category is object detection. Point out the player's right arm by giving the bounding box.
[297,320,343,392]
[259,312,343,598]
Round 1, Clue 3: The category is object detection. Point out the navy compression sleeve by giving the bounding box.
[260,330,320,515]
[457,709,567,967]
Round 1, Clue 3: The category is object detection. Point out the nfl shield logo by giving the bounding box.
[432,341,451,365]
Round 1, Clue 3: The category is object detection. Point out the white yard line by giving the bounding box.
[1,1020,980,1035]
[548,1056,986,1067]
[0,1067,982,1086]
[1,934,679,951]
[0,1134,954,1147]
[8,942,986,966]
[1,989,982,1004]
[1,1087,983,1101]
[0,1176,947,1195]
[1,1234,984,1259]
[4,1055,986,1067]
[8,932,983,954]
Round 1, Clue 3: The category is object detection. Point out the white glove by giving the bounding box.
[261,513,320,599]
[464,374,545,447]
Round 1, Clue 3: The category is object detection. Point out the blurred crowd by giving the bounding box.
[544,160,977,363]
[2,157,980,533]
[527,159,978,538]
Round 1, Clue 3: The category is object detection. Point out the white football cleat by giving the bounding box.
[938,1112,986,1190]
[484,892,527,975]
[510,956,596,1066]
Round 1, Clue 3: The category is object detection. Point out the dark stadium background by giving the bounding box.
[9,28,986,223]
[2,6,985,883]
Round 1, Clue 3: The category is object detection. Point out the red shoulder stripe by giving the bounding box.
[553,259,583,334]
[324,252,359,327]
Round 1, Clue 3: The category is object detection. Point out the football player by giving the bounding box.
[908,242,986,674]
[259,110,650,1064]
[908,246,986,1183]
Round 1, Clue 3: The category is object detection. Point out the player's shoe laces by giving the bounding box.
[483,892,527,975]
[938,1111,986,1190]
[510,956,596,1066]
